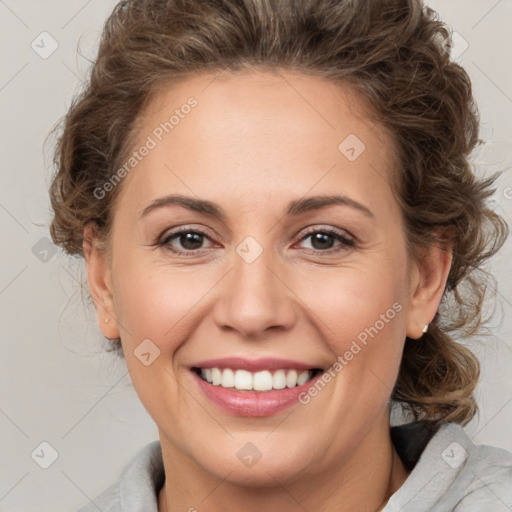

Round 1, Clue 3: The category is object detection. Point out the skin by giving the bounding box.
[83,69,452,511]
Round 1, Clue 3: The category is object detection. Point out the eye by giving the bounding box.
[157,225,355,256]
[158,228,214,255]
[295,227,355,253]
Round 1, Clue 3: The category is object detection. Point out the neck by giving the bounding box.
[158,416,410,512]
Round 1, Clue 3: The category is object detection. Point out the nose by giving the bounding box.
[212,243,297,339]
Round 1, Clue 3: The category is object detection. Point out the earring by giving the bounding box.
[422,324,429,333]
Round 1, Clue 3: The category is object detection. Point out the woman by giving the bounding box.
[49,0,512,510]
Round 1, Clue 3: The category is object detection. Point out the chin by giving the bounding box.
[189,436,318,488]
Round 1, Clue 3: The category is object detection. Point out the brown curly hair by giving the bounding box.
[48,0,509,428]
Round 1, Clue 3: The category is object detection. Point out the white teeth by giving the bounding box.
[198,367,317,391]
[253,371,273,391]
[272,369,287,390]
[234,370,253,390]
[221,368,235,388]
[297,370,310,386]
[286,369,298,388]
[211,367,222,386]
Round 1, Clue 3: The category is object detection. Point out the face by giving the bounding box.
[86,69,449,487]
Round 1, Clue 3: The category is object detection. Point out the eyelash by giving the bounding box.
[157,226,355,256]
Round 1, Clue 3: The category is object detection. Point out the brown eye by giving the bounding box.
[297,228,355,253]
[159,229,214,254]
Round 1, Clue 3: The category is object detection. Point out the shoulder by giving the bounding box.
[451,426,512,511]
[385,422,512,512]
[74,484,120,512]
[73,440,164,512]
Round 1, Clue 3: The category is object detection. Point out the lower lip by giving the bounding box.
[191,370,323,417]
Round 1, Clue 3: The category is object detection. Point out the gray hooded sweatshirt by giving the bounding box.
[75,422,512,511]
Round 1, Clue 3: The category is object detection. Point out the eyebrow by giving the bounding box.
[140,193,374,220]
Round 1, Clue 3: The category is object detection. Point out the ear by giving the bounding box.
[406,233,453,339]
[83,224,120,340]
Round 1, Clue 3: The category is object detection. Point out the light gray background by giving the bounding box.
[0,1,511,511]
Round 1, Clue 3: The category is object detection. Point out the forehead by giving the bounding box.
[114,69,399,219]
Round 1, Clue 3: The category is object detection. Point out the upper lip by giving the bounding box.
[191,357,323,372]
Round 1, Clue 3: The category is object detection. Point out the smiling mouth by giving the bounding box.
[191,367,323,392]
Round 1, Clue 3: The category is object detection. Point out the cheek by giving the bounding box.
[112,257,220,349]
[111,254,168,338]
[307,266,405,338]
[298,257,408,388]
